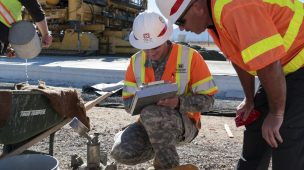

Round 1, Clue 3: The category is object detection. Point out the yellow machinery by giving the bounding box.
[23,0,147,55]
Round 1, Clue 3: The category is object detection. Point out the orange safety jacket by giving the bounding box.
[209,0,304,75]
[0,0,22,27]
[122,43,218,129]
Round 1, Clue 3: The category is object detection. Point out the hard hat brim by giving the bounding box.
[156,0,191,24]
[129,24,173,50]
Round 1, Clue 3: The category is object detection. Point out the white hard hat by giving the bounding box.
[129,11,173,50]
[156,0,191,23]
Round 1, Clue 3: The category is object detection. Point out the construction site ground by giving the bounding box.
[0,97,247,170]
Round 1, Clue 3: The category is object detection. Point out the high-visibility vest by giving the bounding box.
[0,0,22,27]
[209,0,304,75]
[123,43,218,128]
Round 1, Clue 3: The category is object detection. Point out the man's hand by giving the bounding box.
[236,98,254,121]
[36,19,52,48]
[232,63,255,121]
[262,113,284,148]
[41,33,53,48]
[5,45,16,58]
[157,96,179,109]
[256,61,286,147]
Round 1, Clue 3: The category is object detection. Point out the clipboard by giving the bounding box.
[130,81,178,115]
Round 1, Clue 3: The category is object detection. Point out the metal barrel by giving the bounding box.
[8,21,42,59]
[0,154,59,170]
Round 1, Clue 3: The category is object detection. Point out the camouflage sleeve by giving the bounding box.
[123,97,133,113]
[178,94,214,113]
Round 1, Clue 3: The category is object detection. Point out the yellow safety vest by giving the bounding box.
[123,43,218,129]
[0,0,22,27]
[123,43,217,98]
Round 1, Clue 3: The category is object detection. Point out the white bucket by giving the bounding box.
[0,154,59,170]
[8,20,42,59]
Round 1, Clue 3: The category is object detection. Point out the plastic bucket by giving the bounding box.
[8,20,42,59]
[0,154,59,170]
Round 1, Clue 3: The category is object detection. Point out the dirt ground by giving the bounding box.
[1,99,246,170]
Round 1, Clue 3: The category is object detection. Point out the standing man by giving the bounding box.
[110,11,217,170]
[0,0,52,56]
[156,0,304,169]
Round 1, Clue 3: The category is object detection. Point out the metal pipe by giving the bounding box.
[87,133,101,169]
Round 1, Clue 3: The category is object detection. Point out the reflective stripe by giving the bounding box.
[131,54,136,81]
[123,86,137,93]
[124,81,137,87]
[133,52,146,86]
[283,48,304,74]
[176,45,182,94]
[214,0,232,28]
[186,48,193,94]
[263,0,303,51]
[263,0,296,12]
[123,81,137,98]
[140,52,146,84]
[248,48,304,75]
[0,1,15,26]
[123,86,137,94]
[122,91,134,98]
[192,76,217,93]
[241,34,283,63]
[177,45,191,94]
[123,81,137,95]
[248,70,257,76]
[282,0,303,51]
[197,86,219,95]
[132,53,141,86]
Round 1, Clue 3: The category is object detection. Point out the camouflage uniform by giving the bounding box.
[111,51,214,169]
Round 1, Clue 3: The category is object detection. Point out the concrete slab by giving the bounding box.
[0,55,259,99]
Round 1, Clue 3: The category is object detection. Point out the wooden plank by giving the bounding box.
[84,87,122,111]
[0,118,72,159]
[84,92,113,111]
[224,124,234,138]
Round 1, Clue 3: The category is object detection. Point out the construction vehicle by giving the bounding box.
[23,0,147,55]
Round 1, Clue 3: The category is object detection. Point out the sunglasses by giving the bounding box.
[175,0,198,26]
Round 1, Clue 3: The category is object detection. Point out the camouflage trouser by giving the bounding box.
[110,105,198,169]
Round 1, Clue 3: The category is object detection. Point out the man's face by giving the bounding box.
[175,0,210,34]
[143,43,168,61]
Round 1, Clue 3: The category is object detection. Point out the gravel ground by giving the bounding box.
[0,99,246,170]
